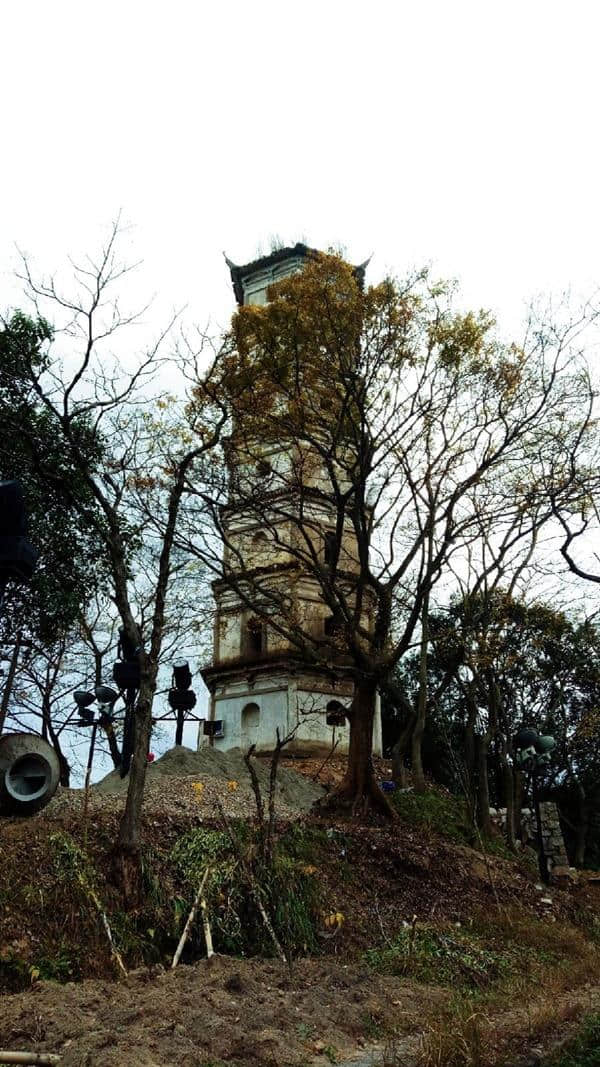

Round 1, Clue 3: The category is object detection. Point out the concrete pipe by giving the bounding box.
[0,733,60,816]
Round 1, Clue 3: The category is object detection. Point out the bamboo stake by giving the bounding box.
[0,1053,61,1065]
[171,867,211,969]
[200,886,214,959]
[215,798,288,966]
[77,877,128,979]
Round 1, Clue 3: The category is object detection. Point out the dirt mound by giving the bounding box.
[0,956,428,1067]
[94,745,324,814]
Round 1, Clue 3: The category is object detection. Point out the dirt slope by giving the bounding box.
[1,957,599,1067]
[0,957,432,1067]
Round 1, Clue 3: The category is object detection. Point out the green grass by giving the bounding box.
[391,788,472,844]
[169,821,323,959]
[390,786,520,860]
[543,1014,600,1066]
[365,923,511,989]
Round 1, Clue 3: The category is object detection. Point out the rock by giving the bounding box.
[550,866,577,883]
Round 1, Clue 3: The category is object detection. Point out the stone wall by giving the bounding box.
[538,800,569,873]
[494,801,569,874]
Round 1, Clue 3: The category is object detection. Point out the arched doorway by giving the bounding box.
[241,701,260,748]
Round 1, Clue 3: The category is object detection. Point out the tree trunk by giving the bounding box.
[391,713,415,788]
[322,678,396,818]
[475,733,493,837]
[102,719,122,769]
[514,767,524,841]
[500,745,516,850]
[463,694,478,828]
[115,671,154,907]
[573,781,588,868]
[410,531,432,794]
[40,693,71,787]
[0,631,22,735]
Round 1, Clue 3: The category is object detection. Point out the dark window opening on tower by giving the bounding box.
[256,459,272,478]
[324,531,337,564]
[245,617,265,656]
[324,614,342,637]
[326,700,347,727]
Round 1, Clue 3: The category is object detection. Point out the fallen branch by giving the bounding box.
[171,866,211,969]
[0,1053,61,1065]
[200,882,214,959]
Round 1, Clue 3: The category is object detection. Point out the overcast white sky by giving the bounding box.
[2,0,600,335]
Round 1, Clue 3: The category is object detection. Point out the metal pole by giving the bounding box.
[175,708,184,747]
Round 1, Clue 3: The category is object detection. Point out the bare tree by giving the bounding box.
[183,254,598,815]
[12,222,226,901]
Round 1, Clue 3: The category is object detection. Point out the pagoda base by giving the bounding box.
[199,660,382,757]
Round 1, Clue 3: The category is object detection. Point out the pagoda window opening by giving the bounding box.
[326,700,347,727]
[241,702,260,729]
[324,531,337,565]
[245,616,266,657]
[324,614,342,637]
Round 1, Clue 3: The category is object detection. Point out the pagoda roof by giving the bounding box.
[224,243,370,305]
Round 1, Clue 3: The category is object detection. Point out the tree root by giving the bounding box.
[317,774,397,820]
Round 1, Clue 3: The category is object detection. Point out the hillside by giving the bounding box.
[0,749,599,1066]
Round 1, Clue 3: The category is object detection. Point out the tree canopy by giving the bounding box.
[0,311,107,644]
[191,252,598,813]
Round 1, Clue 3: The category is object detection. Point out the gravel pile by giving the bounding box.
[42,746,325,822]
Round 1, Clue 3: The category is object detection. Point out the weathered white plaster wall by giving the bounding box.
[198,670,383,757]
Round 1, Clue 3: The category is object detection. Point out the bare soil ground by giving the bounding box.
[0,956,435,1067]
[0,956,599,1067]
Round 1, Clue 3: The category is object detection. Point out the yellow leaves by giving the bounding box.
[227,780,238,792]
[323,911,345,930]
[494,357,523,396]
[230,253,364,382]
[301,864,318,876]
[430,309,496,372]
[192,781,205,799]
[126,475,158,491]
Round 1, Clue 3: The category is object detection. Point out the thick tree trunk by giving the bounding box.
[115,672,155,907]
[322,678,396,818]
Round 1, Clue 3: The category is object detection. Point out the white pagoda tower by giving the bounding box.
[200,244,382,756]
